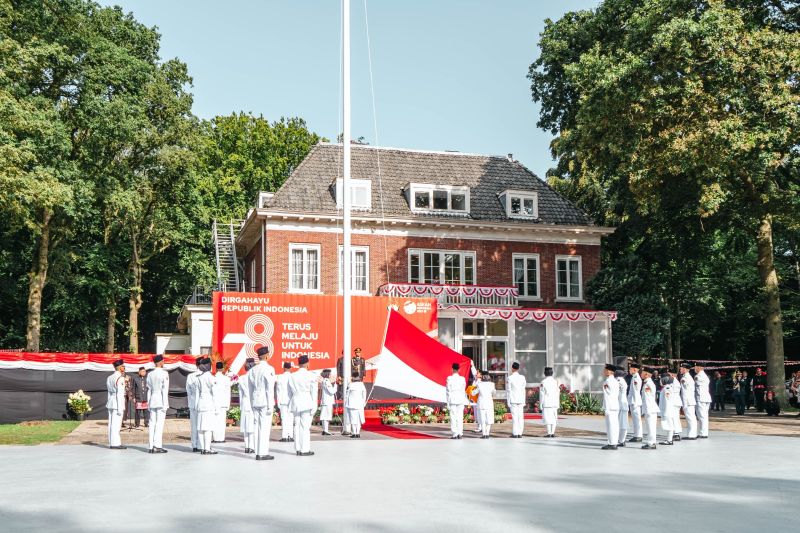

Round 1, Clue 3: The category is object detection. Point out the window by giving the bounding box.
[408,184,469,213]
[338,246,369,294]
[501,190,538,219]
[289,244,320,293]
[553,320,608,392]
[514,320,547,385]
[512,254,540,299]
[556,255,582,301]
[408,249,477,285]
[250,258,257,292]
[335,178,371,210]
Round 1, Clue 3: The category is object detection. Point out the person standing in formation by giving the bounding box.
[627,363,643,443]
[238,358,256,454]
[601,364,620,450]
[445,363,467,439]
[694,362,711,439]
[539,367,559,438]
[640,367,658,450]
[345,371,367,438]
[507,362,526,438]
[196,358,217,455]
[289,355,318,456]
[132,367,149,428]
[668,368,683,441]
[185,356,203,453]
[106,359,127,450]
[146,355,169,454]
[276,362,294,443]
[212,361,232,444]
[249,347,277,461]
[319,369,336,436]
[679,362,698,440]
[475,371,496,439]
[615,369,629,447]
[659,374,676,445]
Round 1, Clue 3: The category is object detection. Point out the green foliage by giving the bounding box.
[226,406,240,424]
[573,392,603,415]
[0,421,81,445]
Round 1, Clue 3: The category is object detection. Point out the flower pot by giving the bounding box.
[77,413,85,422]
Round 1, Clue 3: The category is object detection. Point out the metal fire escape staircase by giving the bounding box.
[213,219,244,292]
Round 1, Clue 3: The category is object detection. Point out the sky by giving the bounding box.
[98,0,600,180]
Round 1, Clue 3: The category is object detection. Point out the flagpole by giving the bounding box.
[342,0,352,401]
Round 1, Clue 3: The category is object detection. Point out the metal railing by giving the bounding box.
[378,283,519,307]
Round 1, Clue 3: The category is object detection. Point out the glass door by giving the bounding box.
[461,340,483,375]
[486,340,507,390]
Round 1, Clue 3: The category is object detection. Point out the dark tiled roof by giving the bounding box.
[265,143,593,226]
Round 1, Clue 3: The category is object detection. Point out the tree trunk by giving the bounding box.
[25,209,52,351]
[128,240,143,354]
[755,214,786,406]
[106,301,117,353]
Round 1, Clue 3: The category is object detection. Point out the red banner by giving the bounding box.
[212,292,438,375]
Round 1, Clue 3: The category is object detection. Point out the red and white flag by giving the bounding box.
[372,310,471,402]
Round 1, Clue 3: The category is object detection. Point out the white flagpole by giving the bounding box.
[342,0,352,399]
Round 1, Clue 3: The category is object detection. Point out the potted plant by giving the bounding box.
[67,390,92,421]
[226,406,240,426]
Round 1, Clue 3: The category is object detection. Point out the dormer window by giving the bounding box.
[500,190,538,219]
[335,178,371,210]
[408,184,469,213]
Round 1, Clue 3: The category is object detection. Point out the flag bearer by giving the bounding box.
[276,362,294,442]
[289,355,318,456]
[249,347,277,461]
[627,363,643,443]
[345,371,367,438]
[507,362,526,438]
[475,372,496,439]
[146,355,169,453]
[319,369,336,436]
[540,367,559,438]
[602,364,620,450]
[106,359,127,450]
[445,363,467,439]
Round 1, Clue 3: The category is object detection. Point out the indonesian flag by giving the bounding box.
[372,310,471,402]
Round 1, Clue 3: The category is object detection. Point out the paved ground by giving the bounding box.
[2,416,798,532]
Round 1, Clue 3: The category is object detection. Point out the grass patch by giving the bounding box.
[0,420,81,445]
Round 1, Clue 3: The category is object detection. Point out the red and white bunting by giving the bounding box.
[378,283,520,300]
[441,305,617,322]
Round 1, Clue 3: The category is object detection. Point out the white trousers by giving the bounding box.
[671,408,683,435]
[294,410,312,453]
[108,410,123,447]
[473,404,482,430]
[542,407,558,435]
[618,409,629,444]
[148,408,166,449]
[684,404,698,438]
[189,408,199,449]
[243,431,254,451]
[510,403,524,436]
[347,408,362,435]
[644,413,657,445]
[448,404,464,437]
[200,430,212,451]
[696,402,710,437]
[213,408,228,441]
[630,405,643,438]
[480,408,493,436]
[254,407,272,456]
[604,410,619,445]
[279,405,294,439]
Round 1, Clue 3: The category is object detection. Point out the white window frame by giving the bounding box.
[555,255,583,302]
[249,258,256,292]
[408,183,470,214]
[338,245,370,295]
[335,178,371,210]
[503,190,538,219]
[512,253,540,300]
[408,249,476,285]
[288,243,321,294]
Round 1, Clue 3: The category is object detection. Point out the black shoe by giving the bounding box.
[642,444,657,450]
[255,455,274,461]
[617,442,626,447]
[628,437,642,443]
[601,445,617,450]
[279,438,290,442]
[300,451,315,456]
[684,437,697,440]
[451,436,459,439]
[482,435,490,439]
[673,435,682,441]
[296,451,302,456]
[698,435,709,439]
[157,448,168,453]
[212,440,225,444]
[350,434,358,438]
[244,448,255,454]
[660,441,674,445]
[109,445,127,450]
[457,435,463,439]
[193,448,201,453]
[341,432,351,436]
[356,434,361,438]
[322,432,333,436]
[149,448,156,454]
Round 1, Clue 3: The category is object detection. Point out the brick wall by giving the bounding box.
[243,235,263,292]
[263,228,601,308]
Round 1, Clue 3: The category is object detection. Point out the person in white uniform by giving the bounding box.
[627,363,643,443]
[668,368,683,441]
[146,355,169,453]
[640,367,658,449]
[602,364,620,450]
[106,359,127,450]
[540,367,559,438]
[679,362,698,440]
[185,356,203,453]
[615,369,629,446]
[694,362,712,438]
[507,361,526,438]
[659,374,676,445]
[345,371,367,438]
[249,346,277,461]
[288,355,318,456]
[475,372,496,438]
[276,362,294,443]
[319,369,336,436]
[469,369,482,434]
[212,361,232,443]
[445,363,467,439]
[196,358,217,455]
[238,358,256,454]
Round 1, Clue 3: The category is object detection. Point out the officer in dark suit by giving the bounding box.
[132,367,149,427]
[753,368,767,412]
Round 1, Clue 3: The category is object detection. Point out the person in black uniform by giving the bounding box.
[752,368,767,412]
[132,367,149,427]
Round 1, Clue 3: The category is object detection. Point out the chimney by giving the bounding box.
[507,153,514,161]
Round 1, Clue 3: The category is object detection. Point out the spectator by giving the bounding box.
[764,390,780,417]
[652,370,661,403]
[789,371,799,408]
[741,370,752,409]
[712,371,726,411]
[732,371,746,415]
[753,368,767,412]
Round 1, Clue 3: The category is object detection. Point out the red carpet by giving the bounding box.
[361,421,440,439]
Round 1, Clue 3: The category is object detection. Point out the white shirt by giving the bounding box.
[288,368,319,414]
[185,370,201,411]
[627,372,642,407]
[507,372,527,405]
[276,371,292,406]
[238,372,252,413]
[320,378,336,407]
[445,374,468,406]
[249,361,277,411]
[345,381,367,410]
[146,367,169,410]
[540,376,560,409]
[105,371,125,412]
[695,371,712,403]
[213,372,232,410]
[617,377,629,411]
[680,372,697,407]
[659,380,673,416]
[602,375,620,412]
[669,378,683,407]
[196,372,216,413]
[475,380,496,410]
[641,377,658,415]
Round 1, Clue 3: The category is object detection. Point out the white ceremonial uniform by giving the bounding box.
[276,370,294,440]
[617,377,629,445]
[680,372,698,438]
[641,377,659,446]
[628,372,643,439]
[540,376,560,436]
[507,371,527,437]
[106,371,126,447]
[146,367,169,450]
[602,375,620,446]
[694,370,712,437]
[345,381,367,436]
[445,373,468,438]
[238,371,255,451]
[288,367,319,453]
[196,371,216,451]
[669,378,683,435]
[475,380,496,437]
[212,372,232,442]
[658,381,674,437]
[319,377,336,433]
[185,369,201,450]
[249,360,277,457]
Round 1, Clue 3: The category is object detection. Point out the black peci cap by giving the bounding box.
[298,355,309,365]
[629,363,641,369]
[113,359,124,368]
[153,355,163,363]
[680,362,692,369]
[256,346,270,357]
[452,363,460,371]
[283,362,292,369]
[605,364,616,372]
[216,361,224,370]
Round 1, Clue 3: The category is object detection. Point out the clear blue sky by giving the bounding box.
[99,0,599,179]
